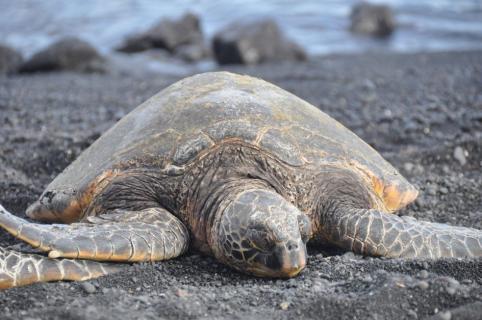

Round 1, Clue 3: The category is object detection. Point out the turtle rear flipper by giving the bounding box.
[0,246,123,289]
[0,205,189,262]
[322,208,482,258]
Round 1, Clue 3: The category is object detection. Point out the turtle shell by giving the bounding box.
[47,72,417,212]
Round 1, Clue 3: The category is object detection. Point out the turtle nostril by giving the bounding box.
[287,241,298,251]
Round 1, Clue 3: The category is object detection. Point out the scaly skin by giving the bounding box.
[0,246,123,290]
[207,182,312,278]
[0,205,189,262]
[0,204,188,289]
[322,208,482,258]
[314,167,482,258]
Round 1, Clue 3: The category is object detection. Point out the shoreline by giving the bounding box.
[107,47,482,77]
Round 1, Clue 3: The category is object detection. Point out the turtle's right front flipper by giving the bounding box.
[321,207,482,258]
[0,246,123,290]
[0,205,189,262]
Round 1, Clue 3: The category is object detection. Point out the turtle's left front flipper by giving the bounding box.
[321,207,482,258]
[0,205,190,262]
[0,246,123,289]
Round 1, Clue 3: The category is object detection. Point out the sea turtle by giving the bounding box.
[1,72,481,289]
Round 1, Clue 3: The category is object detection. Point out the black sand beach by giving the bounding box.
[0,50,481,319]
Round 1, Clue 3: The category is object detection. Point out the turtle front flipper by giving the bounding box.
[0,246,123,290]
[0,205,189,262]
[321,207,482,258]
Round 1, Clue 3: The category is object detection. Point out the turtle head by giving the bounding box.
[210,190,312,278]
[26,188,81,224]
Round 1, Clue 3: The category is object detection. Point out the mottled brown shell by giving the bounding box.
[47,72,417,212]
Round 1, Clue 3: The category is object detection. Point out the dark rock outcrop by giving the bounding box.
[350,2,395,37]
[0,44,23,74]
[117,12,207,61]
[20,37,104,73]
[212,19,306,65]
[175,43,210,62]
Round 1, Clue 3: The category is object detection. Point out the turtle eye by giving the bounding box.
[247,228,274,252]
[297,215,312,243]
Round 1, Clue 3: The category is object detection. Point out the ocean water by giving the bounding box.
[1,0,482,57]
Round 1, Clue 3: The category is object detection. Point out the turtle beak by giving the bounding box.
[279,240,307,277]
[268,240,307,278]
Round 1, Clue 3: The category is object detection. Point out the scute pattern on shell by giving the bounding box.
[43,71,416,212]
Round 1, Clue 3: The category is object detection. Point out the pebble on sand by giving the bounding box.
[81,282,97,294]
[279,301,290,310]
[435,311,452,320]
[418,270,429,279]
[453,146,467,166]
[415,280,429,290]
[175,288,189,298]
